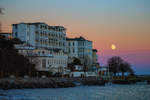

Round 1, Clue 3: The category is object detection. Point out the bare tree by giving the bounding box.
[82,55,92,77]
[107,56,123,76]
[108,56,134,77]
[119,62,130,77]
[127,65,134,76]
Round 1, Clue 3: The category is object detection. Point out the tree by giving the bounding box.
[67,57,81,72]
[119,62,130,77]
[107,56,134,77]
[82,55,92,77]
[0,35,37,77]
[0,35,14,49]
[12,37,24,44]
[107,56,123,76]
[72,57,81,65]
[127,66,134,76]
[67,63,75,72]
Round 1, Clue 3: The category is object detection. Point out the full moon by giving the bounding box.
[111,44,116,50]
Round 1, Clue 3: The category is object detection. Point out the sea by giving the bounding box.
[0,83,150,100]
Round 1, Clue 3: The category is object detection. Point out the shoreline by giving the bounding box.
[0,77,149,90]
[0,77,105,90]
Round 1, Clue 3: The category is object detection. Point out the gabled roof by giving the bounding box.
[66,36,92,42]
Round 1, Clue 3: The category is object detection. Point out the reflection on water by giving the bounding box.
[0,84,150,100]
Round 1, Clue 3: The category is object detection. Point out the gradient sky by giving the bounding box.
[0,0,150,74]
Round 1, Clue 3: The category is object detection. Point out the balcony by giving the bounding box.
[15,44,35,50]
[27,52,53,57]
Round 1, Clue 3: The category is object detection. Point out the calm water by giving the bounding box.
[0,84,150,100]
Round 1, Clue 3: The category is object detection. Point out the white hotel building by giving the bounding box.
[12,22,68,74]
[12,22,66,51]
[12,22,99,74]
[66,37,93,65]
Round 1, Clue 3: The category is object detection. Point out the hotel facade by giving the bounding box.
[12,22,66,51]
[12,22,68,74]
[66,37,93,65]
[12,22,99,75]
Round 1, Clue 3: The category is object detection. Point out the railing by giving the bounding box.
[27,53,53,57]
[15,45,35,50]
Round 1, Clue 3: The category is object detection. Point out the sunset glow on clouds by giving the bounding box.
[0,0,150,74]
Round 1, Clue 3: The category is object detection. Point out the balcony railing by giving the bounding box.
[27,53,53,57]
[15,45,35,50]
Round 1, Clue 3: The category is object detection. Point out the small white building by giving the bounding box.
[15,44,68,74]
[70,71,98,78]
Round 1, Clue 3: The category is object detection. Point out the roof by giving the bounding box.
[48,26,66,30]
[12,22,46,25]
[66,36,92,42]
[12,22,66,30]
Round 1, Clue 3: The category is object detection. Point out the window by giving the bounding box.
[14,25,18,29]
[45,26,47,29]
[69,49,70,53]
[73,49,75,53]
[42,59,46,68]
[52,59,53,64]
[15,32,18,37]
[40,25,43,29]
[27,32,29,36]
[48,60,49,64]
[73,42,74,46]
